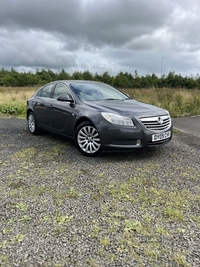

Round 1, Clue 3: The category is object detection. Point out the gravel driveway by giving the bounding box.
[0,118,199,267]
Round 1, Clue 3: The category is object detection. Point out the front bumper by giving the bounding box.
[96,117,173,152]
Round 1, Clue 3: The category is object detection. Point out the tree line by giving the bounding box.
[0,67,200,89]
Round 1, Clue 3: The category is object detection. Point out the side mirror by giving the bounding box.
[57,94,73,102]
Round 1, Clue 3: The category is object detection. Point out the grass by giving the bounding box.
[0,86,200,117]
[122,87,200,117]
[0,86,39,117]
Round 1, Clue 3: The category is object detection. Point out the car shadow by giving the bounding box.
[31,130,167,161]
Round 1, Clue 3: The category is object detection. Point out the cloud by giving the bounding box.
[0,29,76,68]
[0,0,200,76]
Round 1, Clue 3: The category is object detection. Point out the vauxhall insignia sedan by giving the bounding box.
[27,80,172,156]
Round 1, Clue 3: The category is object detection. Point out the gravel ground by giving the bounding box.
[0,117,199,267]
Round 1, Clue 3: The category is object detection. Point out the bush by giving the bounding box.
[0,103,26,116]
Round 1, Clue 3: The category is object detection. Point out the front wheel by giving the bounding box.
[27,112,41,135]
[75,122,102,156]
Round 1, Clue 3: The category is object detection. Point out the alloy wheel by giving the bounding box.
[77,125,101,155]
[28,113,36,133]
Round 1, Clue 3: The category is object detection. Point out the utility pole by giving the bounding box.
[161,57,163,77]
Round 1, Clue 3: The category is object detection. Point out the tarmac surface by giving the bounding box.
[172,115,200,149]
[173,115,200,138]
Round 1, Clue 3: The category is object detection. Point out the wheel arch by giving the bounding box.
[26,108,33,119]
[74,116,95,132]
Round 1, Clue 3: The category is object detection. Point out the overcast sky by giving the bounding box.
[0,0,200,77]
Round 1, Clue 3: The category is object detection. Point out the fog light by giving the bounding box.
[136,139,141,146]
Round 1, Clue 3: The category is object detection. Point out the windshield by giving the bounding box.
[70,82,129,101]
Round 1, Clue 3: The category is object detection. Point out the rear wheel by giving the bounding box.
[27,112,41,135]
[75,122,102,156]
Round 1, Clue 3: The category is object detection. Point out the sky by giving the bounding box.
[0,0,200,77]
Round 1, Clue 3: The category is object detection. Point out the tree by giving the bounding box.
[101,71,113,84]
[57,69,71,80]
[72,71,83,80]
[82,70,93,80]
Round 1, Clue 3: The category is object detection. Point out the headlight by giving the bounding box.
[101,112,134,126]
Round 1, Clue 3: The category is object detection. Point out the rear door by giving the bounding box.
[34,83,54,128]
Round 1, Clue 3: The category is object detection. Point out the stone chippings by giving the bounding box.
[0,118,199,267]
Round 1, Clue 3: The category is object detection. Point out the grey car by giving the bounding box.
[27,80,172,156]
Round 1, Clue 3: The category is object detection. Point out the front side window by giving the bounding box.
[53,83,71,99]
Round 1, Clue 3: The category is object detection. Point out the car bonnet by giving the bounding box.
[83,99,168,118]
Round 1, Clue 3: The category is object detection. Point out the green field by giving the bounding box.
[0,86,200,118]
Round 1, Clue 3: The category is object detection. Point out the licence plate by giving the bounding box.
[152,131,171,142]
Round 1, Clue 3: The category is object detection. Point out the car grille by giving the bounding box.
[140,115,171,132]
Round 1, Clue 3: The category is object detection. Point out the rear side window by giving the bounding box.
[37,84,53,98]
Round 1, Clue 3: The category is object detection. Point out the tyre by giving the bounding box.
[75,121,102,156]
[27,112,41,135]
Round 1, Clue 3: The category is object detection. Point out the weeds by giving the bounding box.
[0,86,37,117]
[122,87,200,117]
[0,86,200,117]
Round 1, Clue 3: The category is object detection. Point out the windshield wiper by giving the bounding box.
[104,98,130,101]
[104,98,119,100]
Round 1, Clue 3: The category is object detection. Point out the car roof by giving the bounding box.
[55,80,104,85]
